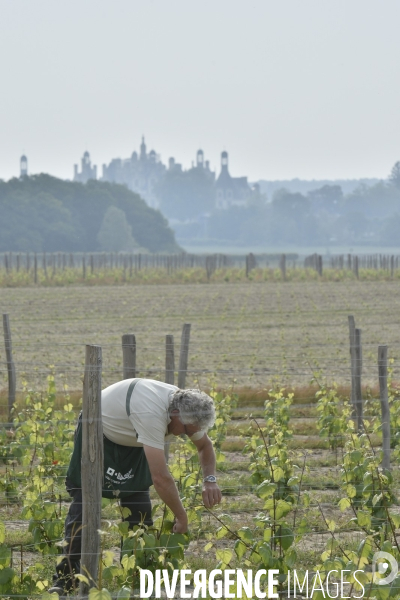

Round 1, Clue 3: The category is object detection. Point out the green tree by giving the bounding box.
[97,206,138,251]
[389,161,400,189]
[0,175,180,253]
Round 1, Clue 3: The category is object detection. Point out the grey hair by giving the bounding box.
[169,389,216,431]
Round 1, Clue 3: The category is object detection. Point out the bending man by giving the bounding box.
[49,378,221,595]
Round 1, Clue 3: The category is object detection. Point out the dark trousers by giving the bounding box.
[54,477,153,582]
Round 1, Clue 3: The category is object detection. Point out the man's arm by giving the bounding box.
[191,433,222,508]
[143,444,188,533]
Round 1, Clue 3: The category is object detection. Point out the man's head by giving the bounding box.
[168,388,215,432]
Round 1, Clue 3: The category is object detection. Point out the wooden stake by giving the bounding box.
[378,345,391,471]
[122,334,136,379]
[280,254,286,280]
[2,314,16,420]
[354,328,363,431]
[79,345,103,598]
[178,324,191,389]
[348,315,356,420]
[165,335,175,385]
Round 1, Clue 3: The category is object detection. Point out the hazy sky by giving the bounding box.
[1,0,399,182]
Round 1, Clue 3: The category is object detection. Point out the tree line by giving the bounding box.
[160,162,400,247]
[0,175,180,253]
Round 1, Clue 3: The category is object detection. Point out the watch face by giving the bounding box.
[205,475,217,482]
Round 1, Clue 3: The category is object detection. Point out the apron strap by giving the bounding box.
[126,378,141,416]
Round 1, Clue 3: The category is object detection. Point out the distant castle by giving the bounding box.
[71,138,253,210]
[100,137,165,209]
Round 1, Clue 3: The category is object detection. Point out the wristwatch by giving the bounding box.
[203,475,217,483]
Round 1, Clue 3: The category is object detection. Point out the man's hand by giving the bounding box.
[173,516,189,533]
[202,482,222,508]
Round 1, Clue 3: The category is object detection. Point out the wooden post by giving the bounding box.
[82,254,86,280]
[354,328,363,431]
[348,315,356,420]
[318,255,323,276]
[178,324,191,389]
[378,345,390,471]
[122,334,136,379]
[43,253,47,278]
[165,334,175,461]
[165,335,175,385]
[79,345,103,598]
[52,253,56,278]
[3,314,16,420]
[34,253,38,284]
[354,255,359,280]
[280,254,286,280]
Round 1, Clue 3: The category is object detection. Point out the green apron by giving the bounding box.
[66,379,153,499]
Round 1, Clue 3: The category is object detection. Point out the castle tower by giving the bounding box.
[140,136,147,161]
[20,154,28,177]
[196,149,204,167]
[221,150,228,172]
[73,150,97,183]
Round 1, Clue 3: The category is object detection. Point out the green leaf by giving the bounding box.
[374,586,390,600]
[75,574,90,584]
[101,551,115,568]
[0,523,5,545]
[257,481,276,499]
[287,476,299,486]
[0,567,15,584]
[275,526,294,550]
[338,498,351,511]
[0,544,11,567]
[357,511,372,529]
[263,528,272,542]
[216,526,228,539]
[118,522,130,536]
[216,548,233,566]
[390,513,400,529]
[121,554,136,571]
[372,493,382,507]
[117,587,131,600]
[89,589,112,600]
[143,533,156,548]
[238,527,254,543]
[273,466,285,481]
[258,542,272,566]
[346,484,357,498]
[234,540,247,560]
[271,499,292,519]
[327,520,336,533]
[120,507,131,519]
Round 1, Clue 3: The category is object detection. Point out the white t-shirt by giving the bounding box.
[102,378,204,450]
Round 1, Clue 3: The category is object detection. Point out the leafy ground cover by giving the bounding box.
[0,380,399,599]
